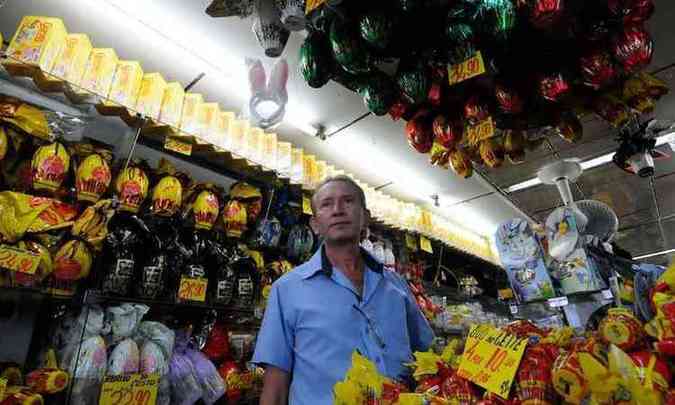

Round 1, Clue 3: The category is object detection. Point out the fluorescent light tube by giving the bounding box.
[634,248,675,260]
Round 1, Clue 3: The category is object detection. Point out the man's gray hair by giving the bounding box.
[311,175,367,213]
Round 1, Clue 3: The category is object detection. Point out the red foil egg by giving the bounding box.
[464,95,490,124]
[612,24,653,73]
[539,72,570,102]
[495,84,524,114]
[405,111,434,153]
[580,50,617,90]
[608,0,654,25]
[530,0,565,29]
[432,115,462,149]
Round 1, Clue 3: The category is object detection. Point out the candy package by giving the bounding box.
[169,332,204,405]
[185,349,226,405]
[106,303,149,345]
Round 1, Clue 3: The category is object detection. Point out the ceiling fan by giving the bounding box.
[613,117,674,177]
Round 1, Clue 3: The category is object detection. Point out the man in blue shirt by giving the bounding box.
[253,175,434,404]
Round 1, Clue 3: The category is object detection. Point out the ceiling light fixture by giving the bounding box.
[506,131,675,193]
[634,248,675,260]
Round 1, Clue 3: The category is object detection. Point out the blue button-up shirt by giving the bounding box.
[252,246,434,405]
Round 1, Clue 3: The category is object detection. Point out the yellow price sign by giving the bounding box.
[0,377,6,402]
[458,324,528,398]
[177,276,208,302]
[448,51,486,85]
[420,236,433,253]
[0,245,40,275]
[164,136,192,156]
[466,117,495,146]
[405,234,418,251]
[99,373,159,405]
[305,0,327,14]
[302,195,313,216]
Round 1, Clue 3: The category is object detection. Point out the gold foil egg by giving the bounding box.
[114,166,149,213]
[479,138,504,168]
[193,189,220,230]
[32,142,70,192]
[223,199,247,238]
[0,126,8,161]
[449,149,473,178]
[76,154,111,203]
[53,239,93,281]
[151,175,183,217]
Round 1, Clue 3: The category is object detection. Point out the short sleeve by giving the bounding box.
[252,281,295,372]
[390,272,434,352]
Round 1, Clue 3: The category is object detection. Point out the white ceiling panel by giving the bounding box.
[0,0,526,236]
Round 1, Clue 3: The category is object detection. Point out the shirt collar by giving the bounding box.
[300,244,383,280]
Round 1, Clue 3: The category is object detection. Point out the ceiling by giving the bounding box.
[0,0,525,245]
[1,0,674,265]
[482,0,675,265]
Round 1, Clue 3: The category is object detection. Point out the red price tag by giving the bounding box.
[178,276,208,302]
[448,51,486,85]
[0,245,40,275]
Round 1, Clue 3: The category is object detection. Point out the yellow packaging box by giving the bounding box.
[214,111,235,150]
[80,48,118,96]
[106,60,143,109]
[277,142,292,176]
[179,93,204,136]
[291,148,304,185]
[229,119,249,156]
[245,127,264,163]
[4,16,67,76]
[303,154,317,189]
[315,160,327,184]
[135,73,167,121]
[51,33,92,83]
[196,102,220,144]
[264,133,278,170]
[158,82,185,128]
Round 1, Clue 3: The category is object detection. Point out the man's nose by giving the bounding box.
[331,200,346,215]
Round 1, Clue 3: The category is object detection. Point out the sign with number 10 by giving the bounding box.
[458,324,528,398]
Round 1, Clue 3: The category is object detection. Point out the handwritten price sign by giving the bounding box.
[466,117,495,147]
[99,373,159,405]
[164,136,192,156]
[420,236,433,254]
[458,324,527,398]
[178,276,208,302]
[0,245,40,275]
[448,51,486,86]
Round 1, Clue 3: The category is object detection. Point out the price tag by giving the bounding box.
[305,0,327,14]
[448,51,486,85]
[164,136,192,156]
[178,276,208,302]
[405,234,418,251]
[466,117,495,146]
[602,289,613,300]
[547,296,569,308]
[0,378,6,402]
[99,373,159,405]
[0,245,40,275]
[509,305,518,315]
[458,324,528,398]
[302,195,313,216]
[420,236,433,253]
[498,288,514,300]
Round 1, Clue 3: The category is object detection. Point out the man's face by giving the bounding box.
[310,180,366,245]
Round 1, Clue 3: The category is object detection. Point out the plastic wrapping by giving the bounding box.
[406,110,434,154]
[107,339,140,375]
[106,304,150,345]
[101,213,148,296]
[185,349,226,405]
[246,58,289,129]
[169,334,204,405]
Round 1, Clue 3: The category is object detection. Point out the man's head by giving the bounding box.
[310,175,368,246]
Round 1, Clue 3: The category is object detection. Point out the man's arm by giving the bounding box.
[390,272,435,351]
[260,366,291,405]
